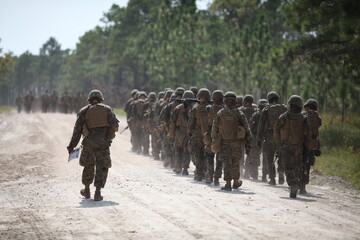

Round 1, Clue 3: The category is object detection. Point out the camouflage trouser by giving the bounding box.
[300,152,315,185]
[133,125,145,153]
[143,129,150,153]
[174,130,190,169]
[150,131,161,158]
[191,133,206,178]
[206,152,223,179]
[80,146,111,188]
[245,142,261,179]
[162,135,174,165]
[263,135,283,180]
[219,139,243,181]
[282,145,303,187]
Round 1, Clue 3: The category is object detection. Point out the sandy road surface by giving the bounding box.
[0,112,359,240]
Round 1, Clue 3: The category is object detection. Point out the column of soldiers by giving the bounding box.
[125,88,322,198]
[15,90,87,114]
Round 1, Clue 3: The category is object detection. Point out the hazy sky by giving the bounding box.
[0,0,210,56]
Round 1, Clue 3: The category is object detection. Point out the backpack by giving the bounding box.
[305,110,322,150]
[267,104,287,131]
[220,107,245,140]
[280,112,306,146]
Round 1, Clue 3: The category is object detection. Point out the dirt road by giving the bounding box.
[0,112,359,240]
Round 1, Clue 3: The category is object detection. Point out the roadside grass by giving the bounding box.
[0,106,13,114]
[313,112,360,190]
[114,108,126,117]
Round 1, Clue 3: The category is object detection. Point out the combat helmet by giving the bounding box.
[236,96,243,107]
[183,90,194,99]
[131,89,138,97]
[158,91,165,99]
[267,91,280,103]
[287,95,303,108]
[197,88,211,100]
[304,99,318,110]
[190,86,199,97]
[258,99,269,110]
[175,87,185,97]
[224,91,237,101]
[138,91,147,99]
[212,90,224,100]
[88,89,104,102]
[243,94,254,104]
[148,92,157,100]
[164,89,174,99]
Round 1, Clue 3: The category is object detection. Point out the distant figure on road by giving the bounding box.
[41,90,50,113]
[24,91,34,113]
[15,94,23,113]
[67,90,119,201]
[50,91,58,112]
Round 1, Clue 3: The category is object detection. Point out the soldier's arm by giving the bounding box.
[304,117,312,151]
[274,114,285,147]
[239,111,252,145]
[108,109,119,132]
[187,107,196,136]
[68,111,86,148]
[211,113,220,140]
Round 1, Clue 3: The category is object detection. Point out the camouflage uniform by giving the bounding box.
[257,91,287,185]
[211,92,252,191]
[239,95,258,179]
[188,88,211,181]
[61,92,71,114]
[300,99,322,194]
[142,92,157,155]
[148,91,165,159]
[130,92,148,154]
[15,95,23,113]
[169,90,195,175]
[24,91,34,113]
[249,99,269,181]
[275,95,310,198]
[41,91,51,113]
[204,90,224,185]
[68,90,119,201]
[125,89,138,151]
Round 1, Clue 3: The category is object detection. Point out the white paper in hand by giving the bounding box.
[68,147,82,162]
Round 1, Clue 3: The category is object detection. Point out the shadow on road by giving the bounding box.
[279,196,317,202]
[77,199,120,208]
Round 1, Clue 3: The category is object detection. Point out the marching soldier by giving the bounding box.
[67,90,119,201]
[211,92,252,191]
[274,95,310,198]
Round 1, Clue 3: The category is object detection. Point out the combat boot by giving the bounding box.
[205,173,213,184]
[299,184,307,194]
[214,177,220,186]
[233,179,243,189]
[221,180,232,191]
[182,168,189,175]
[94,187,103,201]
[289,185,298,198]
[80,185,90,199]
[268,178,276,186]
[173,167,182,174]
[262,175,267,182]
[278,173,285,185]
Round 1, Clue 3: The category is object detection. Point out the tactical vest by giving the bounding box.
[240,105,257,123]
[305,110,322,150]
[267,104,287,131]
[176,104,189,132]
[85,103,110,129]
[208,104,223,126]
[280,112,306,146]
[195,103,209,135]
[135,100,145,121]
[220,107,245,140]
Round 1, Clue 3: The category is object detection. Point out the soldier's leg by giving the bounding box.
[151,132,160,159]
[249,147,260,179]
[79,148,96,198]
[239,145,245,177]
[220,141,232,190]
[94,148,111,188]
[205,151,215,183]
[214,154,222,186]
[299,152,313,194]
[173,133,183,173]
[143,130,150,155]
[263,140,276,185]
[243,153,251,179]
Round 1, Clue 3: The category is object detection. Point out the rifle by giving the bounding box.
[120,125,129,134]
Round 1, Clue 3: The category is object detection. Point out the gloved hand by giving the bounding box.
[257,140,262,148]
[67,146,74,154]
[313,149,322,157]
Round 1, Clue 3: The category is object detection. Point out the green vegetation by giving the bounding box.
[0,106,12,114]
[314,113,360,190]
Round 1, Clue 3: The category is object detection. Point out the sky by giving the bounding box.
[0,0,210,56]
